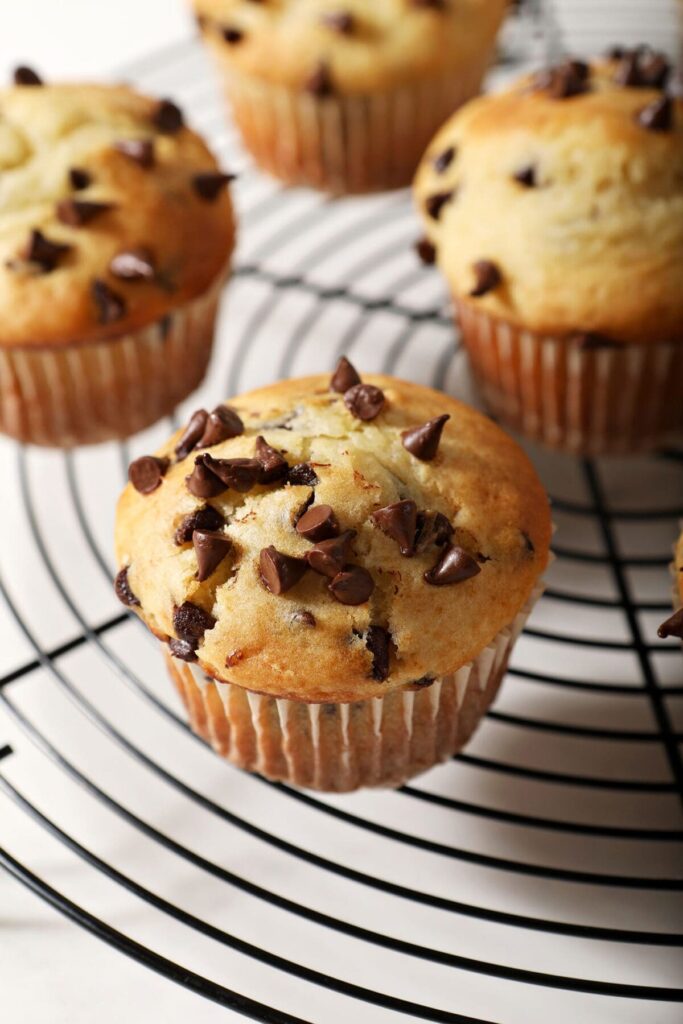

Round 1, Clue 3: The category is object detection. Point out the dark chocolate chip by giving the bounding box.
[321,10,354,33]
[114,566,140,607]
[175,409,209,460]
[186,454,226,498]
[109,247,156,281]
[174,505,225,545]
[306,61,333,97]
[414,511,453,553]
[168,638,197,662]
[412,676,435,688]
[366,625,392,681]
[56,199,114,226]
[307,530,356,578]
[222,25,244,44]
[424,544,481,586]
[173,601,216,642]
[114,138,155,167]
[68,167,91,190]
[344,383,385,421]
[536,59,590,99]
[198,405,244,447]
[128,455,169,494]
[153,98,184,134]
[291,609,316,627]
[614,50,670,89]
[572,331,620,350]
[639,54,671,89]
[92,278,127,324]
[433,145,455,173]
[329,565,374,605]
[513,165,536,187]
[259,546,308,595]
[415,237,437,265]
[296,504,339,542]
[192,171,235,201]
[657,608,683,640]
[469,259,501,297]
[401,414,449,461]
[14,66,42,86]
[203,454,261,493]
[330,355,361,393]
[21,229,71,273]
[288,463,319,487]
[371,500,417,557]
[425,190,453,221]
[636,95,673,132]
[254,435,289,483]
[193,529,232,581]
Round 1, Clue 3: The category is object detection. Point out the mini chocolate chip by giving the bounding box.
[321,10,354,32]
[425,191,453,221]
[330,355,361,393]
[175,409,209,460]
[433,145,455,173]
[259,546,308,595]
[222,26,244,44]
[92,278,127,324]
[254,436,289,483]
[153,98,184,134]
[21,229,71,273]
[329,565,374,605]
[174,505,225,545]
[414,510,453,553]
[371,500,417,557]
[415,237,437,265]
[522,531,535,554]
[115,138,155,167]
[69,167,91,190]
[168,638,197,662]
[366,625,392,681]
[14,66,42,86]
[114,566,140,607]
[469,259,501,297]
[173,601,216,642]
[56,199,114,227]
[109,247,156,281]
[291,609,316,627]
[192,171,235,201]
[424,545,481,586]
[572,332,620,350]
[306,61,333,97]
[636,95,673,132]
[344,383,385,421]
[657,608,683,640]
[128,455,169,494]
[296,504,339,542]
[193,529,232,581]
[401,414,449,461]
[186,454,226,498]
[288,463,319,486]
[198,405,244,447]
[307,530,356,578]
[513,165,536,187]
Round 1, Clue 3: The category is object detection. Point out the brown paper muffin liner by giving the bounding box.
[214,61,491,194]
[454,299,683,456]
[164,585,542,792]
[0,267,228,447]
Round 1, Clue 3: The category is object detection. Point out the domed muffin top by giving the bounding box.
[0,75,234,348]
[193,0,507,94]
[114,364,551,702]
[414,51,683,344]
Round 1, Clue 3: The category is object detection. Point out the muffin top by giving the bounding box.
[414,50,683,344]
[0,72,234,348]
[193,0,507,94]
[114,363,551,702]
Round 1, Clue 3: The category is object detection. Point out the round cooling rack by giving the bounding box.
[1,13,683,1024]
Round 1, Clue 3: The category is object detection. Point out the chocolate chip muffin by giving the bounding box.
[192,0,507,193]
[0,68,235,446]
[414,48,683,455]
[114,359,550,791]
[658,530,683,644]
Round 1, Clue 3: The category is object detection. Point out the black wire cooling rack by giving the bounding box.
[1,8,682,1024]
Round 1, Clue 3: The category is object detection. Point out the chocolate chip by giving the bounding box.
[114,566,140,607]
[513,165,536,187]
[424,545,481,586]
[92,278,127,324]
[259,546,308,595]
[412,676,435,688]
[153,98,184,134]
[294,491,315,525]
[174,505,225,545]
[254,436,289,483]
[168,638,197,662]
[306,61,333,97]
[173,601,216,642]
[415,237,436,265]
[371,500,417,557]
[186,454,226,498]
[657,608,683,640]
[344,383,385,421]
[414,511,453,553]
[329,565,374,605]
[288,463,319,487]
[307,530,356,578]
[56,199,114,227]
[330,355,361,393]
[614,50,670,89]
[222,26,244,44]
[175,409,209,460]
[193,529,232,581]
[366,626,392,681]
[636,95,673,132]
[614,52,641,86]
[115,138,155,167]
[572,331,620,350]
[321,10,354,32]
[401,414,449,461]
[535,59,590,99]
[198,405,244,447]
[69,167,91,190]
[425,191,453,221]
[433,145,455,173]
[207,454,262,492]
[192,171,235,201]
[291,609,316,627]
[296,504,339,542]
[109,247,156,281]
[14,66,42,86]
[469,259,501,297]
[128,455,169,494]
[21,229,70,273]
[639,54,671,89]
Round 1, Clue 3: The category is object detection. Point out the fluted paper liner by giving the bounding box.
[165,584,542,792]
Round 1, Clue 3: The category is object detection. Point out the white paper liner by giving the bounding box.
[165,583,543,793]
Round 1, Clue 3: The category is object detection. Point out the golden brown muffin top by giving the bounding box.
[193,0,507,94]
[0,74,235,348]
[414,51,683,344]
[114,365,551,702]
